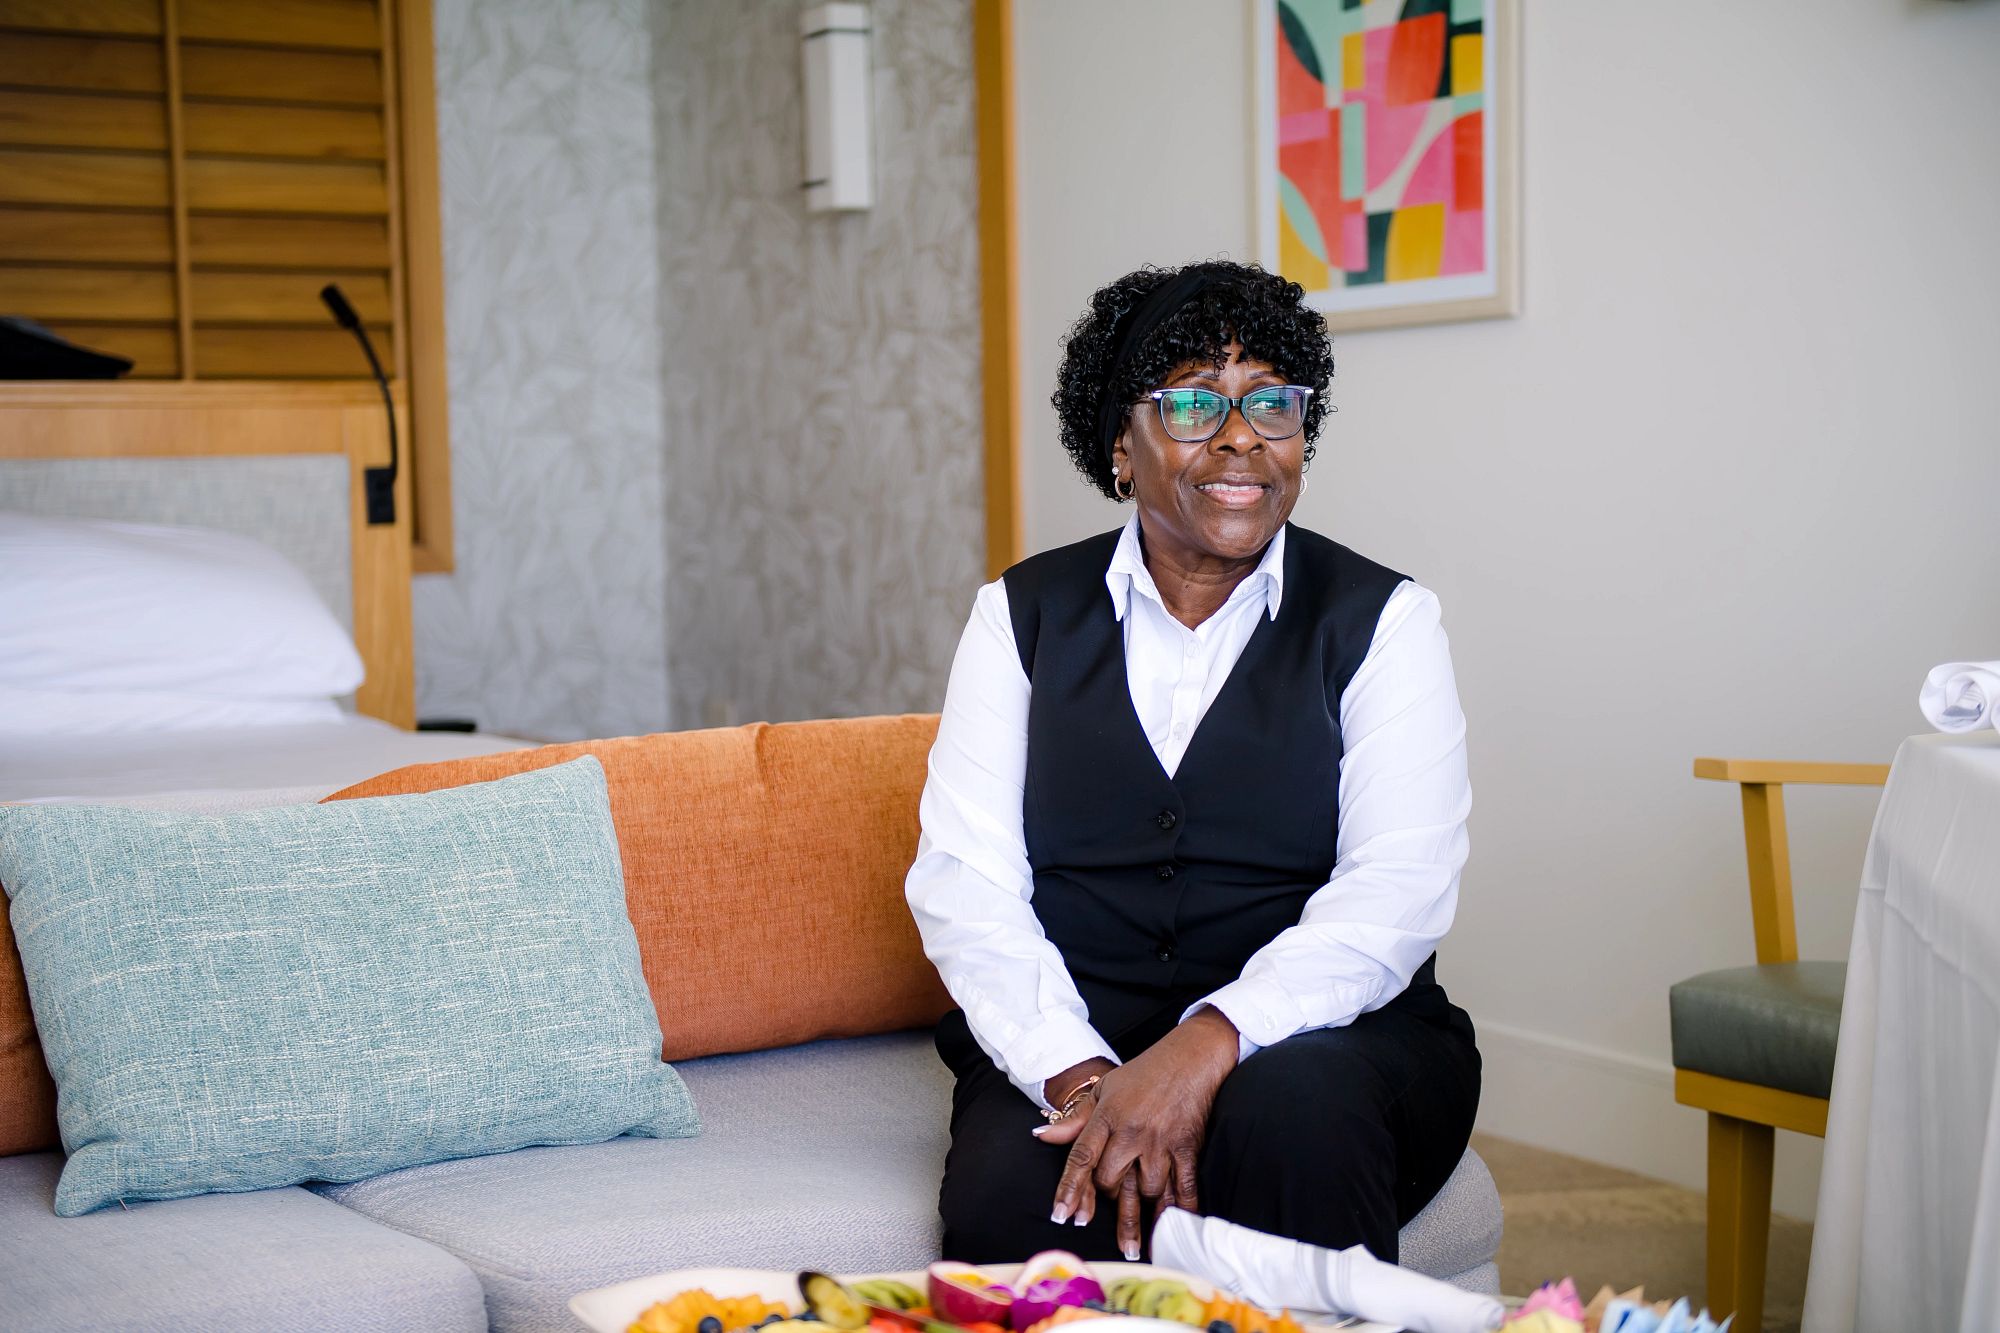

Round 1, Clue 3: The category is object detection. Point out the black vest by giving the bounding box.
[1003,522,1412,1051]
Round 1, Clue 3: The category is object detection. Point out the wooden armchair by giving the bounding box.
[1673,758,1889,1332]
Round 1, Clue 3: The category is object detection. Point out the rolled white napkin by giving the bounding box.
[1919,661,2000,733]
[1150,1207,1503,1333]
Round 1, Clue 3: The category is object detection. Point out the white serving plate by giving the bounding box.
[569,1263,1393,1333]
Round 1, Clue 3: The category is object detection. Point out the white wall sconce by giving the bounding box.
[800,2,873,212]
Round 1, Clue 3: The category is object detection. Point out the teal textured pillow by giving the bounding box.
[0,756,698,1216]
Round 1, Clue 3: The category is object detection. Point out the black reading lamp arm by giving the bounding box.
[319,283,398,526]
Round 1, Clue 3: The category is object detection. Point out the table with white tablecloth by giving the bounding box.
[1803,731,2000,1333]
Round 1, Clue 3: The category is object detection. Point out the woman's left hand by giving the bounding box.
[1037,1007,1241,1259]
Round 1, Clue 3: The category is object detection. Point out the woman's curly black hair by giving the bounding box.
[1051,259,1334,499]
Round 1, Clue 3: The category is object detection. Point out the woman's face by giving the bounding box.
[1112,344,1305,567]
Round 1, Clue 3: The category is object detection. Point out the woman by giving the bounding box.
[905,259,1479,1267]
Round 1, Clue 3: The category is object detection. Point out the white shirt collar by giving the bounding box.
[1104,513,1286,624]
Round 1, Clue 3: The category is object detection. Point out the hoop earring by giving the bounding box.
[1302,475,1310,495]
[1113,474,1135,502]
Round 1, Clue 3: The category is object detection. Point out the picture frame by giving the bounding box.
[1252,0,1520,332]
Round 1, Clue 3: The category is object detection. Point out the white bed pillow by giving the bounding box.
[0,685,345,739]
[0,512,364,702]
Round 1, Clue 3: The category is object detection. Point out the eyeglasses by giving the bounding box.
[1146,385,1313,444]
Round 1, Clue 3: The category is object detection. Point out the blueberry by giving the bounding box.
[759,1318,784,1328]
[799,1315,821,1324]
[1082,1303,1108,1313]
[698,1319,722,1333]
[1209,1322,1236,1333]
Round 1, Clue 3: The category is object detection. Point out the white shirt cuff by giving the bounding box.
[996,1012,1121,1110]
[1175,1001,1262,1064]
[1184,977,1309,1053]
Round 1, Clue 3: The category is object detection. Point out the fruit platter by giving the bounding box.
[569,1251,1394,1333]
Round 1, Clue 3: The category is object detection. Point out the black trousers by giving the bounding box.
[933,979,1480,1265]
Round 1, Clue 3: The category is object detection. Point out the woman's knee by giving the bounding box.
[1207,1093,1394,1179]
[939,1134,1068,1260]
[940,1186,1024,1262]
[1209,1028,1395,1134]
[1197,1088,1400,1258]
[940,1152,1123,1262]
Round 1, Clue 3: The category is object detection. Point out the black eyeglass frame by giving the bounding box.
[1144,385,1315,444]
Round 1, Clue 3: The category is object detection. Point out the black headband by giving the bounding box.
[1095,266,1225,463]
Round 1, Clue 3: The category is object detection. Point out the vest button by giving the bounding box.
[1155,863,1176,880]
[1155,942,1177,962]
[1155,810,1178,830]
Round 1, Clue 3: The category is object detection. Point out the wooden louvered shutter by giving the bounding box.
[0,0,454,568]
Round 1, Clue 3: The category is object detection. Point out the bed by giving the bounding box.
[0,720,528,809]
[0,382,529,805]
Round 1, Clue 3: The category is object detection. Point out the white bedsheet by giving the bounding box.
[0,716,533,808]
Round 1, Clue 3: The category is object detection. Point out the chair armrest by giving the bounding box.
[1693,758,1890,787]
[1693,755,1888,966]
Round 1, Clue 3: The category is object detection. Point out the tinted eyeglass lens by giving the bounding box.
[1242,386,1308,440]
[1157,389,1228,442]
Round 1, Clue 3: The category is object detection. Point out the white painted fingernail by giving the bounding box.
[1051,1204,1070,1224]
[1031,1125,1050,1137]
[1073,1215,1089,1227]
[1123,1243,1141,1261]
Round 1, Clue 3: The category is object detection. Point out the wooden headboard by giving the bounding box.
[0,0,455,573]
[0,381,415,728]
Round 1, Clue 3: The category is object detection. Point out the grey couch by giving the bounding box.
[0,1032,1502,1332]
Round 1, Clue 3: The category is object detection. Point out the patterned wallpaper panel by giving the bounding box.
[415,0,671,741]
[651,0,985,728]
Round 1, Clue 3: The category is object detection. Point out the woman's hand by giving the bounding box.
[1037,1008,1241,1258]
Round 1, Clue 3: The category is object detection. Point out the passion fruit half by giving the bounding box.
[926,1262,1015,1326]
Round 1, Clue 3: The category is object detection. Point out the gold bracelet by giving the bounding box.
[1043,1073,1103,1122]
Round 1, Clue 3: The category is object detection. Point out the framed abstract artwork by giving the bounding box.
[1253,0,1519,331]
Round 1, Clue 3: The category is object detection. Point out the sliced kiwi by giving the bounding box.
[1131,1280,1191,1320]
[851,1279,924,1312]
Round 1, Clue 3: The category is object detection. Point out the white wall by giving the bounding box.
[1015,0,2000,1219]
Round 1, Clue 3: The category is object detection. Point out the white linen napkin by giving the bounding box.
[1919,661,2000,733]
[1150,1207,1503,1333]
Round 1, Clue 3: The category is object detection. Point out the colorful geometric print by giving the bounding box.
[1275,0,1486,290]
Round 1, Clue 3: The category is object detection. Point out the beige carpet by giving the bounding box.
[1472,1133,1813,1333]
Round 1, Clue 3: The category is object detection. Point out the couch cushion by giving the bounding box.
[316,1032,953,1332]
[316,1032,1504,1331]
[322,716,953,1063]
[0,1151,486,1332]
[0,757,697,1215]
[1669,960,1845,1099]
[1399,1147,1503,1288]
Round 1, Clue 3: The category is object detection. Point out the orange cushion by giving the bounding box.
[0,926,58,1156]
[323,715,953,1063]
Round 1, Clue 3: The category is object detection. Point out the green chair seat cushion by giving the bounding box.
[1669,960,1846,1100]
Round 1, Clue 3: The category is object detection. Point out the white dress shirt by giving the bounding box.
[904,515,1471,1107]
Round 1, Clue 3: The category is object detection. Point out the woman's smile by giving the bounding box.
[1192,476,1272,509]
